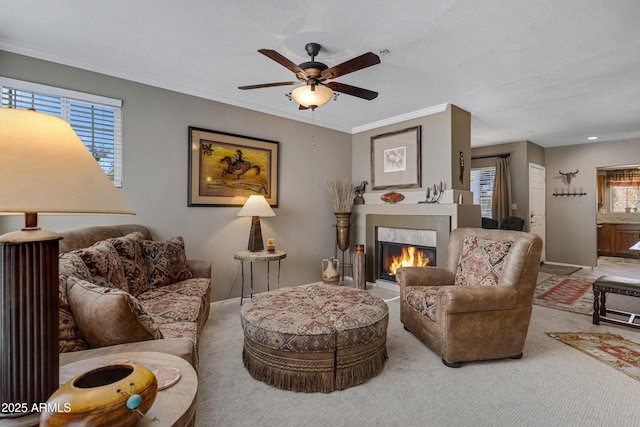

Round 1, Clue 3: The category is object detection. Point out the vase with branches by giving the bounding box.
[327,178,355,252]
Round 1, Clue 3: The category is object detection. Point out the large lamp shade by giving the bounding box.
[0,108,134,217]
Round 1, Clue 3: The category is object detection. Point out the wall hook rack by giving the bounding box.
[553,188,586,196]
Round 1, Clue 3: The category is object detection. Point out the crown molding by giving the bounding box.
[351,103,449,134]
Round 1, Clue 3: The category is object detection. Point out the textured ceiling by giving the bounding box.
[1,0,639,147]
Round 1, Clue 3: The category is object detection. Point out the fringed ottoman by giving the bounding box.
[240,285,388,393]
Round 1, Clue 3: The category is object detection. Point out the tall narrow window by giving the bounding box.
[471,167,496,218]
[1,77,123,187]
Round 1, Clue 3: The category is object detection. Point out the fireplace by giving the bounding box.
[365,214,451,284]
[378,241,436,282]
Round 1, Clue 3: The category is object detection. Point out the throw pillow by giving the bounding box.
[107,232,150,297]
[72,240,128,292]
[66,277,163,348]
[58,253,91,352]
[141,236,193,288]
[454,235,513,287]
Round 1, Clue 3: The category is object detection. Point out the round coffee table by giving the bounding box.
[240,285,388,393]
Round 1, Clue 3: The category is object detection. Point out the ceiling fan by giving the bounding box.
[238,42,380,110]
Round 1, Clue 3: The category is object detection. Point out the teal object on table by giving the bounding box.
[126,394,142,410]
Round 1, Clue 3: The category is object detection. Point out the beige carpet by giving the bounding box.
[194,287,640,426]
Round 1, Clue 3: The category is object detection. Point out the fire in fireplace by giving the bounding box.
[378,241,436,282]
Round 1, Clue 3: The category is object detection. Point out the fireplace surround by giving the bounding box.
[378,241,436,282]
[365,214,451,283]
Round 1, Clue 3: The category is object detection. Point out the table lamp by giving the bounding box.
[0,108,134,419]
[237,195,275,252]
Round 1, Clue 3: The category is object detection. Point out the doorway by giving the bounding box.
[529,163,546,261]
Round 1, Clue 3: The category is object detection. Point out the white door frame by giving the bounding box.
[529,163,546,262]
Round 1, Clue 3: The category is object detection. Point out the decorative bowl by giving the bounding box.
[40,363,157,426]
[380,192,404,204]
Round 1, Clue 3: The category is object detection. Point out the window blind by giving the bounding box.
[471,167,496,218]
[1,77,123,187]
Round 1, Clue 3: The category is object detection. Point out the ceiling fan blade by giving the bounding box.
[238,81,298,90]
[326,82,378,100]
[258,49,309,79]
[321,52,380,80]
[298,104,309,110]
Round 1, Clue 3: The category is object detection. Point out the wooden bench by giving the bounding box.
[593,275,640,329]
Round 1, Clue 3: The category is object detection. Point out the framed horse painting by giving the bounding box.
[188,127,279,206]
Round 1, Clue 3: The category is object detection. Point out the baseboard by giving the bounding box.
[542,261,593,270]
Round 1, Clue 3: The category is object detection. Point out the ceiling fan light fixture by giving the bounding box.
[292,84,334,109]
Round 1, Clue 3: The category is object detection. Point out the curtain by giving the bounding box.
[606,169,640,187]
[491,156,512,223]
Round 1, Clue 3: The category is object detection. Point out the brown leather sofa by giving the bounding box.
[57,224,211,370]
[397,227,542,367]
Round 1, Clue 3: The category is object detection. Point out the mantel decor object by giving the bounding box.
[40,363,158,426]
[380,192,404,204]
[353,180,368,205]
[419,182,445,204]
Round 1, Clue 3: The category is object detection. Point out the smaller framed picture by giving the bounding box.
[371,126,421,190]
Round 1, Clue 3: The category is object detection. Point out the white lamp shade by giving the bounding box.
[291,84,334,108]
[237,195,275,217]
[0,108,134,215]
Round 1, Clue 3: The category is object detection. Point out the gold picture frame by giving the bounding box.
[188,127,279,206]
[371,126,421,190]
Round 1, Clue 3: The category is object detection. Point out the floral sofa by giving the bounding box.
[57,224,211,370]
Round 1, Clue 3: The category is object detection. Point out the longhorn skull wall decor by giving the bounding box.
[559,169,579,185]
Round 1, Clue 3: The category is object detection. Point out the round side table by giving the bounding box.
[234,250,286,305]
[59,351,197,427]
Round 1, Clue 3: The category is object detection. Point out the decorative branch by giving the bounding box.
[327,178,355,213]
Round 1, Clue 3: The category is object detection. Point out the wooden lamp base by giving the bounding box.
[0,228,61,419]
[247,216,264,252]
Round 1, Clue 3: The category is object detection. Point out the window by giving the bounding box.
[471,167,495,218]
[606,169,640,213]
[1,77,123,187]
[610,186,640,212]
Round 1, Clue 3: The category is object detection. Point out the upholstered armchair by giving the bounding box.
[397,228,542,367]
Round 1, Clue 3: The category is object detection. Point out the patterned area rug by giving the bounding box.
[534,276,593,315]
[547,332,640,381]
[538,264,582,275]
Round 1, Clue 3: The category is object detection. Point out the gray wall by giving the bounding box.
[352,105,470,199]
[0,50,352,302]
[545,137,640,266]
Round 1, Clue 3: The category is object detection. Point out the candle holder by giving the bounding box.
[419,182,445,204]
